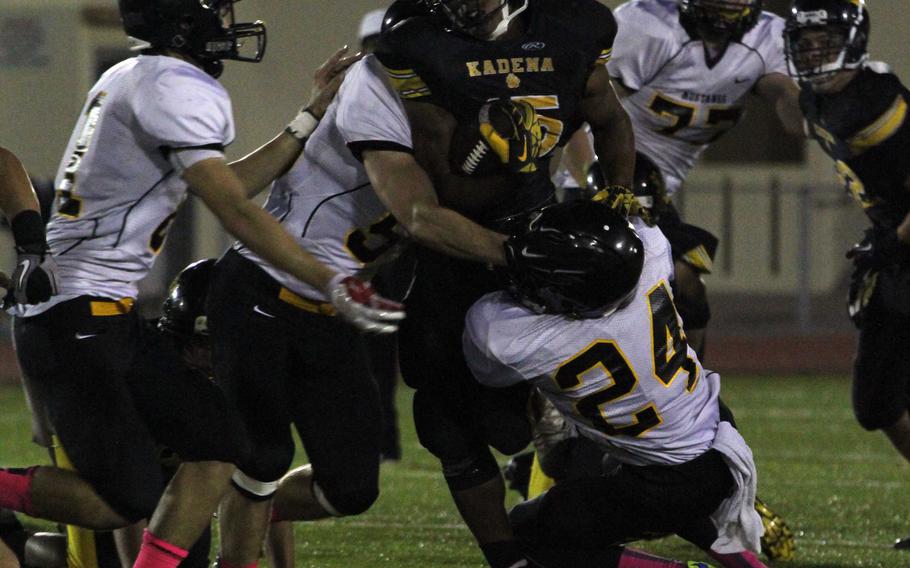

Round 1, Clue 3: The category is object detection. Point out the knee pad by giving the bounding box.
[235,442,294,490]
[442,448,501,492]
[676,293,711,329]
[313,480,378,517]
[231,469,279,502]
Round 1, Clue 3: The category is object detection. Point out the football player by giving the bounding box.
[0,2,387,568]
[375,2,638,565]
[519,151,795,563]
[207,48,528,568]
[785,0,910,549]
[0,146,58,308]
[562,0,803,358]
[464,200,768,568]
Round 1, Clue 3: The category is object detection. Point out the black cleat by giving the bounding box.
[893,536,910,550]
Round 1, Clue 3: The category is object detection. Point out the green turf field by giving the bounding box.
[1,374,908,567]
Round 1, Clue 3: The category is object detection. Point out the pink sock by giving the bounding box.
[618,548,691,568]
[709,550,768,568]
[133,530,188,568]
[0,467,37,516]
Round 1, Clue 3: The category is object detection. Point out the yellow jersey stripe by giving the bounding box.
[682,245,714,274]
[278,287,337,316]
[384,68,419,79]
[90,298,134,316]
[387,76,432,99]
[849,94,907,153]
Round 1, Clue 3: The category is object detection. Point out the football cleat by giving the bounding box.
[686,563,716,568]
[755,497,795,561]
[893,536,910,550]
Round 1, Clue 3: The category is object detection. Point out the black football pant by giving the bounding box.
[852,261,910,430]
[13,297,249,522]
[398,247,531,488]
[208,251,381,514]
[511,449,734,568]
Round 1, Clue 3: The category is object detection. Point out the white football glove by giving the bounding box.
[327,274,405,334]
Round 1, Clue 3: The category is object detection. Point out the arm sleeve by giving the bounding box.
[463,302,528,389]
[337,57,414,160]
[134,66,234,154]
[758,17,788,76]
[607,6,674,89]
[591,4,618,68]
[374,21,434,102]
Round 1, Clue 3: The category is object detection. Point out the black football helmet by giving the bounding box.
[586,152,670,223]
[420,0,528,38]
[679,0,762,43]
[784,0,869,83]
[159,258,216,340]
[118,0,266,78]
[504,201,645,319]
[382,0,428,34]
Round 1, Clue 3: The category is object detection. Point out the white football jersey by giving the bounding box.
[24,55,234,316]
[464,219,720,466]
[609,0,787,194]
[235,55,412,302]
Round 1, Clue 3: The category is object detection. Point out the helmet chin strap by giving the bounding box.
[489,0,528,39]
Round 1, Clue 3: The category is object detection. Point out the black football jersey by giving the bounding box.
[377,0,617,221]
[801,67,910,229]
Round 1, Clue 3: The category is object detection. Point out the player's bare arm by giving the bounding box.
[184,158,336,291]
[755,72,806,137]
[363,149,507,265]
[560,129,596,188]
[230,47,362,198]
[0,146,40,220]
[0,146,58,305]
[580,66,636,188]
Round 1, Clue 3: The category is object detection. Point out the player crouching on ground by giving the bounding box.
[463,200,768,568]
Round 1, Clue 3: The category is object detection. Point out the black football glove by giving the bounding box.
[846,227,910,271]
[455,99,544,176]
[9,210,59,306]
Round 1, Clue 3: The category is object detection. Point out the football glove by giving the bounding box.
[591,184,653,225]
[457,99,543,175]
[327,274,405,334]
[9,210,59,306]
[846,227,910,271]
[847,266,878,328]
[755,497,795,561]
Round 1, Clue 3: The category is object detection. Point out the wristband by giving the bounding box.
[10,210,46,253]
[285,108,319,142]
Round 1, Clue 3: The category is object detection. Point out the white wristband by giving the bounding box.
[286,108,319,142]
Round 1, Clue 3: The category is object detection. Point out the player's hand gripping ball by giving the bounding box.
[451,98,544,176]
